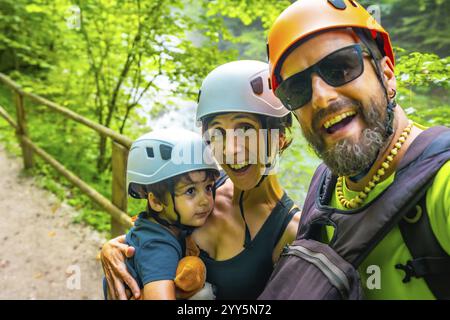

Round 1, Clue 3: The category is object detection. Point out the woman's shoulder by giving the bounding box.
[281,192,302,237]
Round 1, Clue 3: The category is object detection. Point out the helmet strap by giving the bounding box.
[145,181,195,236]
[385,98,397,136]
[239,190,252,248]
[354,28,396,137]
[255,117,274,188]
[168,180,196,236]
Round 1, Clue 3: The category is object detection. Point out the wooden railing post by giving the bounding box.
[1,73,136,235]
[14,91,33,169]
[111,141,129,237]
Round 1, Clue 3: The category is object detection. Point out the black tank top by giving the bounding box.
[200,173,299,300]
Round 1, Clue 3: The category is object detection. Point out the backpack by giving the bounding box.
[258,126,450,300]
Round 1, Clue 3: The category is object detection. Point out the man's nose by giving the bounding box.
[310,73,339,111]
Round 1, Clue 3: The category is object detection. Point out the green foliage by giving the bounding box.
[205,0,290,30]
[357,0,450,57]
[278,122,321,204]
[396,50,450,89]
[395,49,450,127]
[73,206,111,233]
[385,0,450,57]
[0,86,21,155]
[0,0,57,73]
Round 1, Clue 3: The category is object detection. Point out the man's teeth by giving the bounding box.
[323,111,356,129]
[229,162,249,170]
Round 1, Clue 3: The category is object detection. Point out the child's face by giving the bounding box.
[166,171,216,227]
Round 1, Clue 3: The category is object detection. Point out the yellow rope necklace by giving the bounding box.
[336,121,413,209]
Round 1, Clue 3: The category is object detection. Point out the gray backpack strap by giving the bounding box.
[296,163,329,239]
[398,196,450,299]
[397,130,450,299]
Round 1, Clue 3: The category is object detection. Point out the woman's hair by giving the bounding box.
[259,113,293,154]
[201,112,294,154]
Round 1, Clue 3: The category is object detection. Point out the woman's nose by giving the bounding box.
[224,131,244,159]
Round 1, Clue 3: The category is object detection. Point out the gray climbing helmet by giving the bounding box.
[127,128,219,199]
[196,60,290,122]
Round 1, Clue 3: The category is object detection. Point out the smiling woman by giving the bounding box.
[100,60,302,300]
[187,60,301,299]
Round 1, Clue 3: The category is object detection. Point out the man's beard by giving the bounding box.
[302,96,391,177]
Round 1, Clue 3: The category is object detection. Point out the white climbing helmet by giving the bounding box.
[127,128,219,199]
[196,60,290,122]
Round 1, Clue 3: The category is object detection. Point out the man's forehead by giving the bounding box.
[280,29,359,79]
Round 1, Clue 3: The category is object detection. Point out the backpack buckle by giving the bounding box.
[281,245,291,256]
[395,260,417,283]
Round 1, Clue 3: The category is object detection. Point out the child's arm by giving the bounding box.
[142,280,176,300]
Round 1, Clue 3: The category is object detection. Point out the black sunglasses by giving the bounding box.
[275,44,369,111]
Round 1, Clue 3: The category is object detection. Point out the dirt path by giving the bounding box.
[0,145,106,299]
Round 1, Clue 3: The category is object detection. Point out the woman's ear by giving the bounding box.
[147,192,164,213]
[278,132,287,152]
[380,56,397,98]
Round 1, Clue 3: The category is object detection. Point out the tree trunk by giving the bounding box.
[97,134,107,172]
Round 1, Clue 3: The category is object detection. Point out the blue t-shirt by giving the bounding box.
[125,213,184,288]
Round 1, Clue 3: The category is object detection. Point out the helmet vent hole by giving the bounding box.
[327,0,346,10]
[146,147,154,158]
[251,77,264,95]
[159,144,172,160]
[349,0,359,8]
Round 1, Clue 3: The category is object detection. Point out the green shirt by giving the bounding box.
[326,133,450,299]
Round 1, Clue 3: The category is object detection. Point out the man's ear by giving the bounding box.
[147,192,164,213]
[380,56,397,97]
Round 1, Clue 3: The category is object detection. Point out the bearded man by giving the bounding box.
[264,0,450,299]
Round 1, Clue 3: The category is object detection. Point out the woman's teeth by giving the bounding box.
[229,162,249,170]
[323,111,356,129]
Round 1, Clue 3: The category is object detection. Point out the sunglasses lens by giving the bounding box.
[276,72,311,111]
[276,45,364,111]
[320,46,363,86]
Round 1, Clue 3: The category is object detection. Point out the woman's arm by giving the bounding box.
[143,280,176,300]
[100,235,141,300]
[272,210,302,264]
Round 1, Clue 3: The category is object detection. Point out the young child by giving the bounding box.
[120,128,219,300]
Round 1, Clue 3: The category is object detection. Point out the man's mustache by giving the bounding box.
[312,98,363,132]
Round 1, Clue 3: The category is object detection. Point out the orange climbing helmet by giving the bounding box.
[268,0,395,92]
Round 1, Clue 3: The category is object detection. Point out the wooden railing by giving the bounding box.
[0,73,133,237]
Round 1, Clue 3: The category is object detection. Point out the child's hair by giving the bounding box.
[130,169,219,215]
